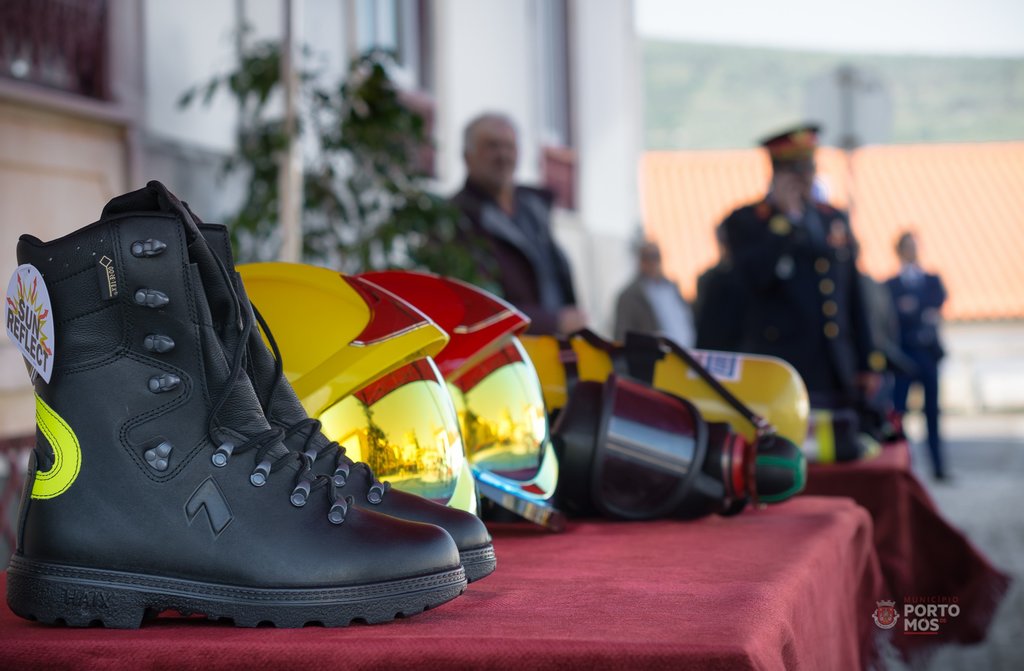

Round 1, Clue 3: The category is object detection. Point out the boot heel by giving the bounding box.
[6,558,147,628]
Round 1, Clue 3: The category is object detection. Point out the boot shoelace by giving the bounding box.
[251,305,391,505]
[135,234,354,524]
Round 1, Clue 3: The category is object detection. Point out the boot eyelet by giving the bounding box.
[250,459,272,487]
[131,239,167,257]
[134,288,169,308]
[290,480,310,507]
[367,482,388,505]
[144,441,173,472]
[211,442,234,467]
[148,373,181,393]
[327,496,352,525]
[333,461,349,487]
[144,334,175,353]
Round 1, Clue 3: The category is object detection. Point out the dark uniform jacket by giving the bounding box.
[452,180,577,335]
[694,260,747,351]
[721,198,877,400]
[885,270,946,361]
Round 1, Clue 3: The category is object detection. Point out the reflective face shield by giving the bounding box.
[449,339,547,475]
[446,338,563,529]
[319,357,466,504]
[236,263,476,511]
[358,271,564,530]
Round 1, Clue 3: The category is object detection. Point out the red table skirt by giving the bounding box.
[1,497,882,671]
[804,443,1010,654]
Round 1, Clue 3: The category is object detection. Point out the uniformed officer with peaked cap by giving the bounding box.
[719,123,883,405]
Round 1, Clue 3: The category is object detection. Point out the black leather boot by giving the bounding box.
[199,224,496,582]
[6,182,465,628]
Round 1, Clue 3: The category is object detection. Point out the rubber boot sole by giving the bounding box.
[6,556,466,628]
[460,544,497,583]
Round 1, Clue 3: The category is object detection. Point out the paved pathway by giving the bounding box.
[884,414,1024,670]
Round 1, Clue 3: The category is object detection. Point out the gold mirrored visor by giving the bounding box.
[318,358,465,504]
[448,338,551,484]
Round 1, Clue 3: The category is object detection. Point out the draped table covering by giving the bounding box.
[804,442,1011,656]
[1,497,883,671]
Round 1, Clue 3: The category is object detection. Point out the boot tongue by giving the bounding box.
[195,226,329,458]
[101,181,201,243]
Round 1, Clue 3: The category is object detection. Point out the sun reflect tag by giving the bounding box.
[5,264,55,383]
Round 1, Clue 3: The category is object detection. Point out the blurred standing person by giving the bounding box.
[886,231,949,480]
[451,113,586,335]
[720,123,884,408]
[694,224,747,351]
[613,240,695,346]
[859,271,916,440]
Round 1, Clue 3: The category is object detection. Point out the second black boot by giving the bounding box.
[6,182,465,628]
[200,224,496,582]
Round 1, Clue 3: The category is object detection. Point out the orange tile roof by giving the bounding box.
[639,142,1024,321]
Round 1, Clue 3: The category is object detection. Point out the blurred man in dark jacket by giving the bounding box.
[719,123,884,406]
[886,231,948,479]
[451,113,586,335]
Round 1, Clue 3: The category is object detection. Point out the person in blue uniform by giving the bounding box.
[719,123,884,408]
[886,231,949,480]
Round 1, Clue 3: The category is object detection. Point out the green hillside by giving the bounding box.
[643,40,1024,150]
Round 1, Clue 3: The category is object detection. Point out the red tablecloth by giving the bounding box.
[804,443,1010,653]
[0,497,882,671]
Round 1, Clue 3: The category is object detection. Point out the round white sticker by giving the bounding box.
[5,264,55,383]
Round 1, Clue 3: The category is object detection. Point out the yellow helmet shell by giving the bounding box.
[521,333,809,445]
[238,262,449,417]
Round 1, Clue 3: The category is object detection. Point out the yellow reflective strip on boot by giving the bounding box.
[32,393,81,499]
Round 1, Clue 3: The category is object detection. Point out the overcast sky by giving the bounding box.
[635,0,1024,56]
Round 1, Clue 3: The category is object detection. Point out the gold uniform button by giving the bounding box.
[824,322,840,338]
[815,258,830,274]
[822,300,838,316]
[819,278,835,295]
[869,351,887,372]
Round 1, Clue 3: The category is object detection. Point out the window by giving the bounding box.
[354,0,429,91]
[535,0,571,148]
[351,0,435,174]
[534,0,575,209]
[0,0,109,99]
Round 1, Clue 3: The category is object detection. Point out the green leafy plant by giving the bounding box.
[179,38,481,282]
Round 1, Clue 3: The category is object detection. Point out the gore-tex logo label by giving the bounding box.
[97,255,118,300]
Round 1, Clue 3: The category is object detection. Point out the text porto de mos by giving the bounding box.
[872,596,961,635]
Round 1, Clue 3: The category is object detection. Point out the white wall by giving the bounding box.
[572,0,642,238]
[143,0,240,152]
[432,0,541,192]
[567,0,642,335]
[942,321,1024,413]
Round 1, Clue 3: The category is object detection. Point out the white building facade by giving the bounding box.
[0,0,641,440]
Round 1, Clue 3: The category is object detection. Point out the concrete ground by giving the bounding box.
[882,413,1024,671]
